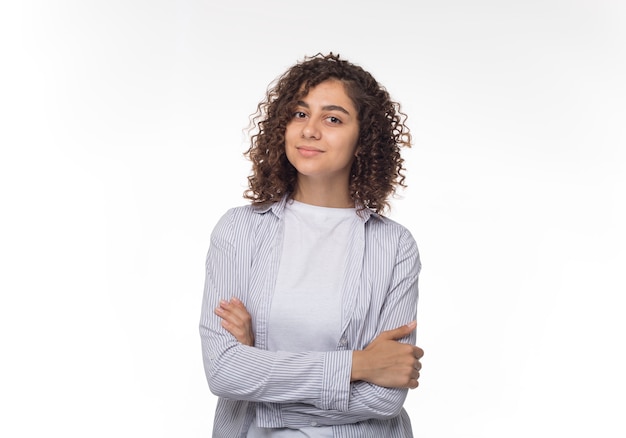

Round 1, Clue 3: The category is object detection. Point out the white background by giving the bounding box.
[1,1,625,436]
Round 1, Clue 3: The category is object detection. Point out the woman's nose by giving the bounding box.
[302,120,321,139]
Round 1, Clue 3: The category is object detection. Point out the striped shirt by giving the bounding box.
[199,196,421,437]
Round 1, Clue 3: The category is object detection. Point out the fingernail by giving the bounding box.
[407,321,417,329]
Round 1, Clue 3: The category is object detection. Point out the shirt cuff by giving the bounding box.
[319,350,352,411]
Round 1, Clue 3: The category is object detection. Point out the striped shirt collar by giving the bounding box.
[251,195,382,224]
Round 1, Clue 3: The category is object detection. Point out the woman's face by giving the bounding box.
[284,79,359,187]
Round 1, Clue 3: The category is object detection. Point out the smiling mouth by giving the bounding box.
[296,146,324,157]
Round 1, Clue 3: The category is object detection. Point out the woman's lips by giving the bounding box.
[296,146,324,157]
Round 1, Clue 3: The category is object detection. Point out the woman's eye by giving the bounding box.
[293,111,307,119]
[327,116,342,124]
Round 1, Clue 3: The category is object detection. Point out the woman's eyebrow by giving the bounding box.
[296,100,351,115]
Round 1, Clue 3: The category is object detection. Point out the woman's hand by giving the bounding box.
[351,321,423,389]
[214,298,255,346]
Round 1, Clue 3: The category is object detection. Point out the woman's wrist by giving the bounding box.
[350,350,367,382]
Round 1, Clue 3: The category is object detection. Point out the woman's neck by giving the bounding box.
[292,178,354,208]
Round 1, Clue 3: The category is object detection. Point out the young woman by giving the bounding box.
[199,53,423,437]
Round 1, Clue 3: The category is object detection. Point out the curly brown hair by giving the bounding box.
[244,53,411,214]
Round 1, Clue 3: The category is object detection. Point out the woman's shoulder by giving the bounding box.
[212,201,280,234]
[366,213,421,269]
[221,200,278,220]
[367,211,414,237]
[221,202,258,218]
